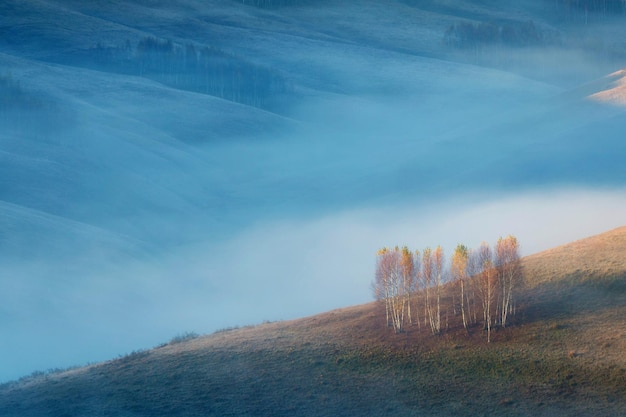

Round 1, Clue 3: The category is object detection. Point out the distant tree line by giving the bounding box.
[549,0,626,25]
[0,73,28,126]
[444,20,554,49]
[0,72,64,132]
[553,0,626,14]
[60,37,292,110]
[372,236,522,343]
[0,73,44,111]
[237,0,317,8]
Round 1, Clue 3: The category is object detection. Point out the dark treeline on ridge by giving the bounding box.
[53,36,292,111]
[237,0,324,8]
[553,0,626,14]
[443,20,556,49]
[441,0,626,61]
[0,72,65,133]
[373,236,521,343]
[0,73,49,111]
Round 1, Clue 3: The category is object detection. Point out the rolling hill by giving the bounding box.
[1,226,624,416]
[2,0,625,253]
[2,0,626,390]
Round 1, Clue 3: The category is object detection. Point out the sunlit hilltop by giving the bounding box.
[589,69,626,106]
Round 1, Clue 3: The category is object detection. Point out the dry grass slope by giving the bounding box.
[523,225,626,289]
[1,226,625,416]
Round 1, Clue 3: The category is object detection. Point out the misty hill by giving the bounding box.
[1,0,626,386]
[1,227,625,416]
[2,0,625,234]
[2,0,625,253]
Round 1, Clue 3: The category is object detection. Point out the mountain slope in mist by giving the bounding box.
[1,226,625,416]
[2,0,625,254]
[1,0,626,383]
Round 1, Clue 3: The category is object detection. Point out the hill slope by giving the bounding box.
[1,226,625,416]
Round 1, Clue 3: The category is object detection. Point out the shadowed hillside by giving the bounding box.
[1,227,625,416]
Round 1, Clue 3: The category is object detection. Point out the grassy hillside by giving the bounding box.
[1,226,625,416]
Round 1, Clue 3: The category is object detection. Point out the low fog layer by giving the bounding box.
[1,0,626,382]
[2,189,625,382]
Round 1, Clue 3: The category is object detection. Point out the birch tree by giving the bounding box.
[495,235,521,328]
[451,244,470,332]
[421,247,436,334]
[372,252,390,328]
[373,247,392,329]
[473,242,498,342]
[432,246,445,334]
[413,250,422,331]
[373,247,408,333]
[400,246,416,326]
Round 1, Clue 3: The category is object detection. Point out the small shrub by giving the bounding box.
[117,349,150,364]
[213,325,240,334]
[169,331,200,345]
[550,323,566,331]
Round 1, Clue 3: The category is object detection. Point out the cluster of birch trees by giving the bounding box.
[372,235,521,342]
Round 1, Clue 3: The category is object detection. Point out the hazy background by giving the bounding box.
[1,0,626,382]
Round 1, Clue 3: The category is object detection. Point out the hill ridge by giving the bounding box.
[523,225,626,288]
